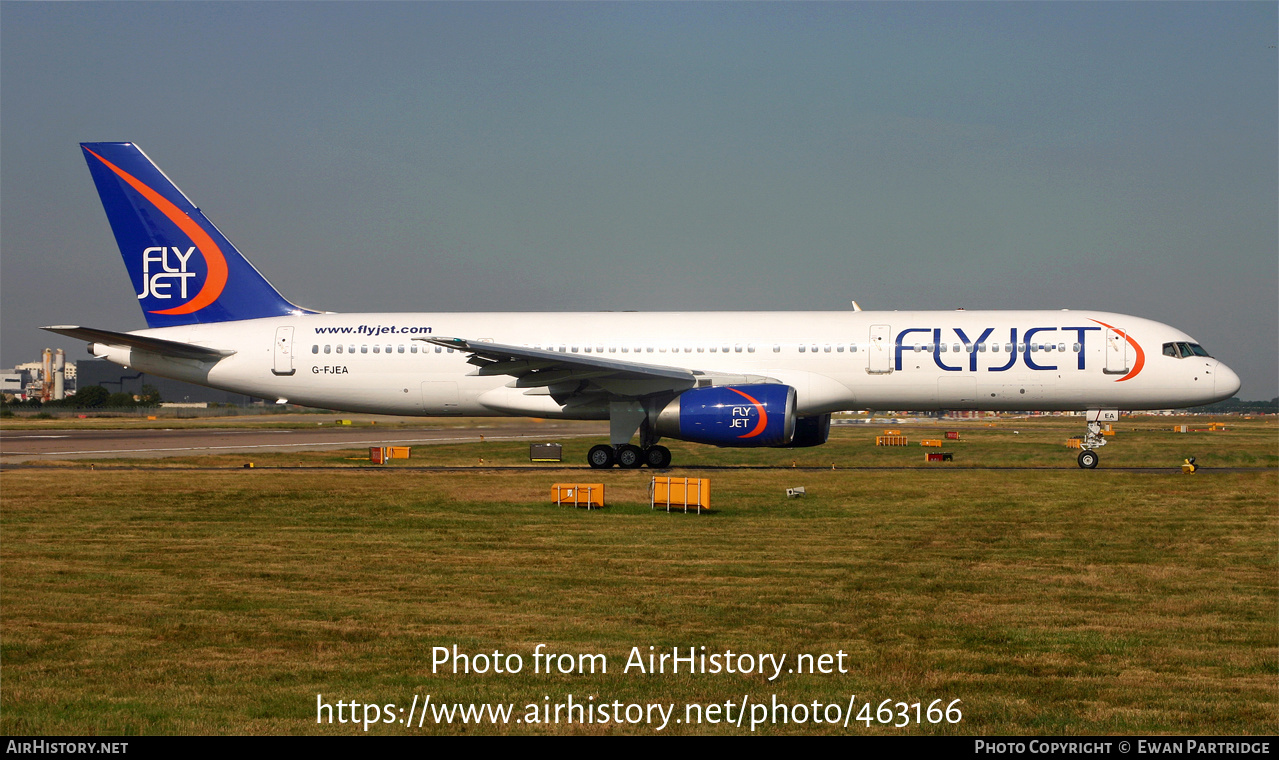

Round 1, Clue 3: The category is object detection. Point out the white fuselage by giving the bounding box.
[92,309,1239,417]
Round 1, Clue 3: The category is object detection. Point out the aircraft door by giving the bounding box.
[1104,328,1131,375]
[272,326,296,376]
[868,324,892,374]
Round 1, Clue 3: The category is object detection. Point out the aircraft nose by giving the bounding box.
[1214,362,1241,400]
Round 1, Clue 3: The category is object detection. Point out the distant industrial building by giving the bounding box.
[76,359,259,405]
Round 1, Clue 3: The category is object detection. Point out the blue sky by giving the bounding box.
[3,1,1275,397]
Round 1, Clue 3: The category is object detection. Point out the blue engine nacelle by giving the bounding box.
[654,384,796,447]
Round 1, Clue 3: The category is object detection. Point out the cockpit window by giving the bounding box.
[1163,341,1212,359]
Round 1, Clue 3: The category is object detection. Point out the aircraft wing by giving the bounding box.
[41,325,235,361]
[420,336,699,396]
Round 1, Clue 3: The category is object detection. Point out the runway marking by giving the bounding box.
[8,432,599,457]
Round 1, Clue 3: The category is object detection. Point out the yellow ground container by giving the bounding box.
[651,477,711,513]
[1173,425,1189,433]
[1065,439,1082,449]
[552,483,605,509]
[883,429,902,435]
[920,439,943,447]
[876,435,908,446]
[1209,423,1227,431]
[388,446,411,459]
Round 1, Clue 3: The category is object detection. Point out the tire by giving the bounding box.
[1078,450,1099,469]
[588,444,615,469]
[644,445,672,469]
[616,444,644,469]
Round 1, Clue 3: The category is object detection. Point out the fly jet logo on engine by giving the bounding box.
[727,387,768,438]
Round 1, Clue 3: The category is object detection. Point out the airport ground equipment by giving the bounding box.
[552,484,605,509]
[530,443,562,462]
[876,435,908,446]
[651,477,711,513]
[925,452,954,462]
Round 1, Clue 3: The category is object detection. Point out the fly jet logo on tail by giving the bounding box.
[79,142,309,327]
[82,145,229,317]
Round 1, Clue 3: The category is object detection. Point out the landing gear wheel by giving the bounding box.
[588,445,616,469]
[643,445,672,469]
[1078,450,1099,469]
[616,444,644,469]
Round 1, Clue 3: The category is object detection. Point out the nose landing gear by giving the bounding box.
[1076,409,1117,469]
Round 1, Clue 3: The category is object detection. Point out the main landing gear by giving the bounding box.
[587,444,672,469]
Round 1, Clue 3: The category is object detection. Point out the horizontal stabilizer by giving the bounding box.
[41,325,235,361]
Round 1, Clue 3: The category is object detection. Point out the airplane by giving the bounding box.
[44,142,1241,469]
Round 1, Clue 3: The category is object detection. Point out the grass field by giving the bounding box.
[2,417,1275,735]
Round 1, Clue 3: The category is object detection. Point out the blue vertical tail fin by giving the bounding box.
[81,142,314,327]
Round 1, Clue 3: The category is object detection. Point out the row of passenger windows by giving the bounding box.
[312,344,442,354]
[905,342,1079,353]
[311,341,1081,355]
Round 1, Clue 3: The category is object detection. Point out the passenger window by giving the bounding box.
[836,345,844,353]
[799,345,806,353]
[324,345,331,354]
[774,345,781,353]
[312,345,319,354]
[410,345,417,353]
[361,346,368,354]
[434,346,441,353]
[398,345,404,353]
[747,345,756,353]
[735,345,743,353]
[850,344,857,353]
[336,345,343,354]
[1073,343,1081,352]
[373,346,380,353]
[824,345,831,353]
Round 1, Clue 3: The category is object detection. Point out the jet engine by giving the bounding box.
[654,384,796,447]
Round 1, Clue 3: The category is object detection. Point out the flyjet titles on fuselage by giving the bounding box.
[894,325,1104,372]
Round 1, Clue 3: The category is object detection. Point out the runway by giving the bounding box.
[0,420,608,462]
